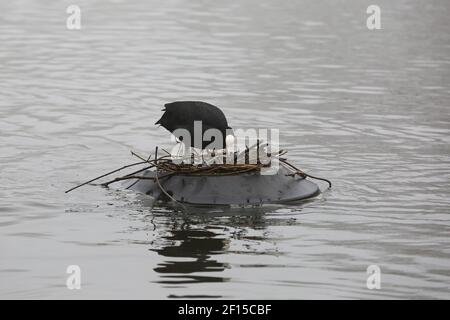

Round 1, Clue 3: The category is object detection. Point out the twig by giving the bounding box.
[65,160,149,193]
[280,159,332,188]
[103,164,156,187]
[127,152,154,189]
[153,147,187,212]
[131,150,170,163]
[103,171,176,187]
[161,148,172,156]
[131,151,150,162]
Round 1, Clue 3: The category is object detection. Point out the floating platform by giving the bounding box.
[124,165,320,206]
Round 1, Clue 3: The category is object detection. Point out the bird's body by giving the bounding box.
[156,101,232,149]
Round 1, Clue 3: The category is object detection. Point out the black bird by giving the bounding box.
[155,101,232,149]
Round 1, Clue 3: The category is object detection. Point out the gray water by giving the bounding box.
[1,0,450,299]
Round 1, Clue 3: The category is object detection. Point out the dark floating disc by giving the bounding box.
[125,165,320,206]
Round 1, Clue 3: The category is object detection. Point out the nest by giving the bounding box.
[65,145,331,197]
[157,162,264,176]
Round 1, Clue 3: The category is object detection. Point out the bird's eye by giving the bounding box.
[178,136,184,141]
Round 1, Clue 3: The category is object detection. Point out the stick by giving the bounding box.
[103,171,176,187]
[125,152,154,189]
[280,159,332,188]
[131,150,170,163]
[131,151,150,162]
[103,164,156,187]
[65,160,148,193]
[153,147,187,211]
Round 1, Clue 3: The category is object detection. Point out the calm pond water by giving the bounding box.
[1,0,449,299]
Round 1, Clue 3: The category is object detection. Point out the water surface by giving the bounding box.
[1,0,449,299]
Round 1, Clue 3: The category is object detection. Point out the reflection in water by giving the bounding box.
[151,227,230,284]
[1,0,449,299]
[147,204,286,289]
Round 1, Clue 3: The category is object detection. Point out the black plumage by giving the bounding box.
[155,101,232,149]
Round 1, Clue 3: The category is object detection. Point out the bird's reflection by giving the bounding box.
[126,195,306,292]
[151,227,230,284]
[148,204,276,286]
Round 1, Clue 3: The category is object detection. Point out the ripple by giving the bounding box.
[0,0,449,300]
